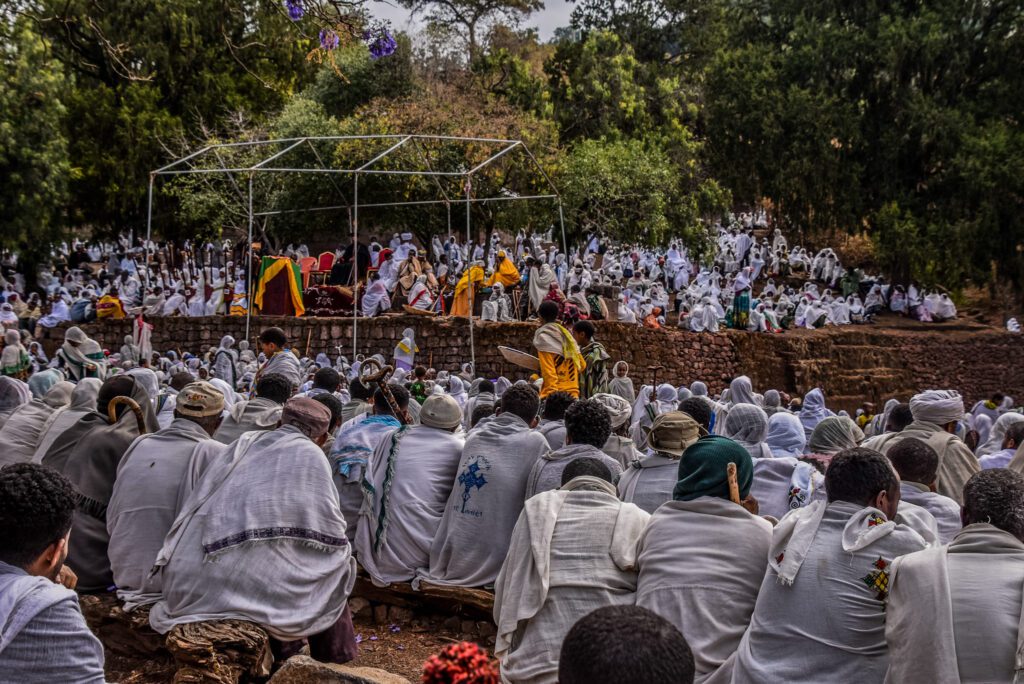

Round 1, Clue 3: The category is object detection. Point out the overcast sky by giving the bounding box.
[369,0,575,42]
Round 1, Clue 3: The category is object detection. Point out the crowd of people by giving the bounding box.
[6,211,1020,357]
[2,313,1024,683]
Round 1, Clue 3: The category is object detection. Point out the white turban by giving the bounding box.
[592,393,633,429]
[909,389,965,426]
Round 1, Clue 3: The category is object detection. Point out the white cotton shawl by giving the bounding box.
[525,442,624,499]
[0,382,73,466]
[724,404,772,461]
[617,454,679,514]
[976,412,1024,458]
[420,413,550,588]
[149,426,355,640]
[885,524,1024,684]
[766,412,807,457]
[750,457,826,521]
[798,388,834,439]
[212,397,282,445]
[30,378,101,462]
[636,498,772,684]
[493,478,650,682]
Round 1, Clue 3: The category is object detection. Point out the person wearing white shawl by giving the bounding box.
[527,399,623,499]
[462,379,496,431]
[361,274,391,317]
[212,372,289,445]
[107,382,226,611]
[723,404,772,461]
[447,375,468,409]
[0,376,32,431]
[978,421,1024,471]
[593,392,642,469]
[420,385,548,589]
[798,387,834,440]
[0,377,72,467]
[31,379,102,462]
[392,327,418,372]
[765,412,806,458]
[254,328,302,392]
[863,389,980,504]
[149,398,358,664]
[975,412,1024,459]
[887,437,962,544]
[618,412,702,514]
[608,361,635,403]
[885,469,1024,684]
[527,259,557,312]
[355,395,465,586]
[493,459,650,684]
[630,384,677,449]
[761,389,786,416]
[212,335,238,388]
[714,376,759,435]
[866,398,901,437]
[636,436,770,684]
[806,416,864,465]
[732,449,928,683]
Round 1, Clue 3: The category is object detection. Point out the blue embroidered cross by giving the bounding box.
[458,461,488,513]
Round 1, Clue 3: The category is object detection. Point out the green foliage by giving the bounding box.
[306,35,417,118]
[0,23,69,265]
[397,0,543,59]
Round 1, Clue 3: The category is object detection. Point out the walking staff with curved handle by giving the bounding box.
[359,358,410,425]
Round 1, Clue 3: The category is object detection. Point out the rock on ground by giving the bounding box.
[269,655,410,684]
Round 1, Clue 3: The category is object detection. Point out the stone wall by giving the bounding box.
[39,316,1024,412]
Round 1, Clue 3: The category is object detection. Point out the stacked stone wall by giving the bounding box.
[39,316,1024,413]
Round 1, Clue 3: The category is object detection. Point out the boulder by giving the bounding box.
[269,655,410,684]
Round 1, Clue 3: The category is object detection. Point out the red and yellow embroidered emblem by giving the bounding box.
[867,514,886,527]
[861,556,890,600]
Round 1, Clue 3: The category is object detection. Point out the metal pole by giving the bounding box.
[466,175,475,372]
[352,174,359,360]
[145,174,154,291]
[558,200,568,260]
[245,174,254,342]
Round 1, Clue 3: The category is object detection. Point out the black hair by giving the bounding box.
[565,399,612,448]
[471,404,495,428]
[374,385,410,414]
[349,377,372,401]
[313,367,342,392]
[538,300,560,323]
[963,469,1024,541]
[561,457,613,486]
[501,384,540,424]
[478,379,495,395]
[312,393,345,432]
[886,404,914,433]
[0,463,77,568]
[886,437,939,485]
[255,373,293,405]
[677,398,712,431]
[258,327,288,348]
[542,391,576,421]
[558,606,695,684]
[573,320,595,340]
[1005,422,1024,449]
[825,448,900,506]
[414,365,427,379]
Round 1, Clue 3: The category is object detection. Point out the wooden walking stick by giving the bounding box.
[107,396,148,435]
[727,462,741,505]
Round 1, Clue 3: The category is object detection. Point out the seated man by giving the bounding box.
[355,395,465,586]
[536,390,575,450]
[618,412,702,514]
[732,448,929,683]
[636,436,769,683]
[107,381,226,610]
[559,606,695,684]
[593,392,643,469]
[0,463,106,680]
[213,373,289,445]
[886,469,1024,683]
[254,327,302,391]
[526,399,623,498]
[149,398,357,664]
[421,384,548,588]
[979,422,1024,470]
[328,385,410,540]
[887,437,962,544]
[495,458,650,682]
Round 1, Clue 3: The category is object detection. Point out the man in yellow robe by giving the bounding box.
[533,300,585,399]
[96,289,126,320]
[450,262,484,317]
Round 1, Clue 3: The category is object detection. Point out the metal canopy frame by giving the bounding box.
[146,134,566,368]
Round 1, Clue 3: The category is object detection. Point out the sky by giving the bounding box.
[370,0,575,42]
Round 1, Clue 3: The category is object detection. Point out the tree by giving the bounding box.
[0,22,69,280]
[398,0,542,61]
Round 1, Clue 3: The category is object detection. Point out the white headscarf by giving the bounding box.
[807,416,864,456]
[766,412,807,458]
[909,389,965,426]
[448,376,468,407]
[591,393,633,429]
[724,404,770,458]
[798,388,834,437]
[976,412,1024,457]
[728,376,758,407]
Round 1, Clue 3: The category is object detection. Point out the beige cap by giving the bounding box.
[647,411,702,458]
[176,381,225,418]
[421,394,462,430]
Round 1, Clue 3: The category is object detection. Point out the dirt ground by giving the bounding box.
[103,614,487,683]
